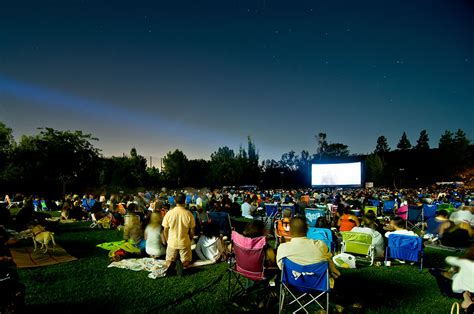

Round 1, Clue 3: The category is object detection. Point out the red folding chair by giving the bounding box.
[227,230,267,300]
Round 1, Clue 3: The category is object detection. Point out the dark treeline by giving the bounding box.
[0,123,472,196]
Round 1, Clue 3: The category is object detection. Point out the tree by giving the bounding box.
[210,146,237,186]
[4,128,101,193]
[162,149,189,186]
[439,130,454,149]
[415,130,430,150]
[0,122,14,152]
[365,153,384,186]
[325,143,350,158]
[397,132,412,150]
[316,133,328,159]
[375,136,390,154]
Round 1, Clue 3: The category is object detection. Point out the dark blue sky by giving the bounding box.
[1,0,472,163]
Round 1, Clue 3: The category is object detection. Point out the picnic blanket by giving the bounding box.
[108,258,167,279]
[97,240,141,254]
[10,244,77,268]
[107,258,217,279]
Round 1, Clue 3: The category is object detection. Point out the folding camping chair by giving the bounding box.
[281,204,296,217]
[228,230,267,300]
[383,200,396,214]
[208,211,232,237]
[340,231,376,266]
[279,257,330,314]
[364,206,378,216]
[385,234,423,272]
[304,208,326,228]
[406,206,423,233]
[307,227,335,252]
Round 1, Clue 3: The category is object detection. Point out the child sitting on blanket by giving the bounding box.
[145,212,166,258]
[124,213,145,251]
[195,222,224,262]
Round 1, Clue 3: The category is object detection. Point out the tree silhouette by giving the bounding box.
[397,132,412,150]
[415,130,429,150]
[375,136,390,154]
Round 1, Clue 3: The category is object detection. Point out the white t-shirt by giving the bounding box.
[446,256,474,293]
[385,229,416,238]
[351,226,385,257]
[241,202,253,218]
[450,209,474,225]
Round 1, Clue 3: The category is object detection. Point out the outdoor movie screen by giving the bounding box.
[311,162,362,186]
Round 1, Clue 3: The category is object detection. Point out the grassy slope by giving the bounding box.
[16,222,462,314]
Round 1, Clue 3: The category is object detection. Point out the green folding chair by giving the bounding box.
[340,232,375,266]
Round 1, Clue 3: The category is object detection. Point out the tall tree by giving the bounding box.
[162,149,189,186]
[210,146,237,186]
[415,130,430,150]
[316,133,328,159]
[0,122,14,152]
[375,136,390,154]
[365,153,384,186]
[439,130,454,149]
[397,132,412,150]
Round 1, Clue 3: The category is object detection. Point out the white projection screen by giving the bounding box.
[311,162,362,186]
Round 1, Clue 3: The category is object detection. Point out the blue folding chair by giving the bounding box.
[208,212,232,237]
[383,200,396,214]
[304,208,326,228]
[279,258,330,313]
[422,204,438,221]
[385,234,423,272]
[368,199,380,207]
[307,227,335,252]
[281,204,296,217]
[264,203,279,218]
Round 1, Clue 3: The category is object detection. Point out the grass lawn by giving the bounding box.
[15,221,463,314]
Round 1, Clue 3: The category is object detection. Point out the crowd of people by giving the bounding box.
[1,184,473,312]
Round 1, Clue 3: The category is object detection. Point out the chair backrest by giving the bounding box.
[264,203,278,217]
[307,227,333,251]
[305,208,326,228]
[396,205,409,220]
[422,204,438,220]
[208,212,232,236]
[368,199,380,207]
[407,207,422,222]
[341,231,373,255]
[280,204,295,217]
[383,200,396,213]
[364,206,377,216]
[231,230,266,281]
[387,234,422,262]
[281,257,329,293]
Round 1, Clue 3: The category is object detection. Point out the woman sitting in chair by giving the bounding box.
[338,207,360,232]
[243,220,276,267]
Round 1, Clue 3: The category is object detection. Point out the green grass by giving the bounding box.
[16,223,463,313]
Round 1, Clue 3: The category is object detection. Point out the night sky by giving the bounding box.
[1,0,473,164]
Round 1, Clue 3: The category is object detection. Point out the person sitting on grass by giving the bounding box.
[123,213,145,251]
[276,216,340,280]
[144,212,166,258]
[195,222,224,263]
[430,245,474,304]
[162,192,195,276]
[384,216,416,238]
